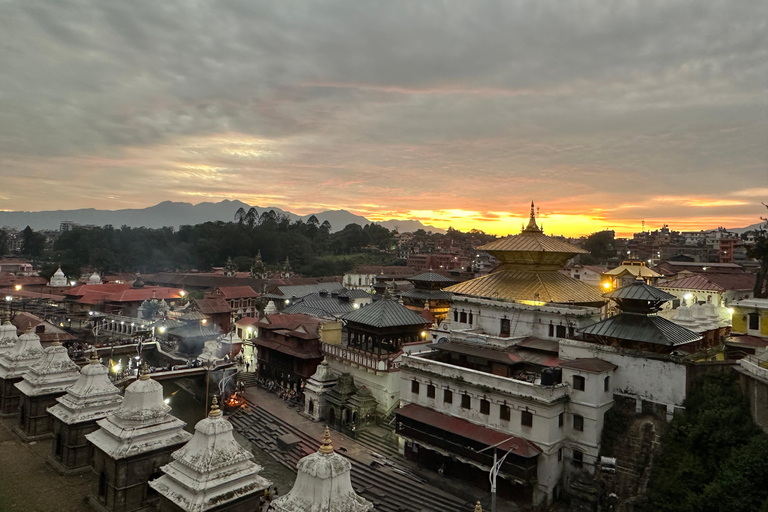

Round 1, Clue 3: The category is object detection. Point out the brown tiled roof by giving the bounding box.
[194,298,232,314]
[560,358,617,373]
[658,273,755,292]
[211,286,259,299]
[349,266,417,276]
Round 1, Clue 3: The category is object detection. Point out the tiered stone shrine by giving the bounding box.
[0,327,44,417]
[149,397,271,512]
[14,341,80,441]
[272,427,373,512]
[0,314,19,358]
[48,352,123,474]
[302,359,337,421]
[86,365,192,512]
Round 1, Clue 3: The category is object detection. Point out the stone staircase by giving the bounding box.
[236,371,259,387]
[229,397,475,512]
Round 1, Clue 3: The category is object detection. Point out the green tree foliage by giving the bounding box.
[641,372,768,512]
[583,230,616,262]
[21,226,47,259]
[0,228,8,256]
[748,207,768,297]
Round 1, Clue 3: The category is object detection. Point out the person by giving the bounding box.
[438,463,445,476]
[245,360,250,372]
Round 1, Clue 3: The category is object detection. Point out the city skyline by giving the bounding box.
[1,0,766,237]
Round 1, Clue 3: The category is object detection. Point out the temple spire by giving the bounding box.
[474,501,483,512]
[523,201,541,232]
[139,361,150,380]
[209,395,222,418]
[319,426,334,455]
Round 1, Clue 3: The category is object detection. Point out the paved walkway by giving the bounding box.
[0,417,91,512]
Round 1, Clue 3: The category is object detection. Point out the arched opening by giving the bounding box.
[328,408,336,426]
[308,400,314,415]
[98,471,107,496]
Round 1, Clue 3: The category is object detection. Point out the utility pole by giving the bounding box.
[476,437,519,512]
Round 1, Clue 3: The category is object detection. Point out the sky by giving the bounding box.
[0,0,766,237]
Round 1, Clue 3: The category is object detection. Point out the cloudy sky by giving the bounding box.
[1,0,766,236]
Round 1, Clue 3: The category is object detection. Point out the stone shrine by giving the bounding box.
[14,341,80,441]
[271,427,373,512]
[47,351,123,474]
[86,365,192,512]
[0,327,44,417]
[149,397,271,512]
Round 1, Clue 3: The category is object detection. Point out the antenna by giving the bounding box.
[641,220,645,232]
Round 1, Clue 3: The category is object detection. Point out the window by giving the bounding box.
[521,410,533,427]
[444,389,453,404]
[500,405,510,421]
[427,384,435,399]
[480,399,490,415]
[558,412,564,428]
[749,313,760,331]
[573,375,585,391]
[548,323,554,337]
[568,326,575,337]
[411,380,420,394]
[556,325,566,338]
[604,376,611,392]
[469,312,473,325]
[572,449,583,468]
[453,310,459,322]
[558,448,563,461]
[461,394,471,409]
[573,414,584,432]
[500,318,511,337]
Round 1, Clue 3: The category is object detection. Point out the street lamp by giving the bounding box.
[476,437,519,512]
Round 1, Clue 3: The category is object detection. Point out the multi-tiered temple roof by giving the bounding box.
[15,342,79,397]
[0,327,44,380]
[446,203,605,305]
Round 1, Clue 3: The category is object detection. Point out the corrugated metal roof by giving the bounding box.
[604,280,676,302]
[284,299,353,317]
[342,299,431,328]
[579,314,702,346]
[337,289,372,299]
[396,403,541,458]
[445,270,605,304]
[399,289,454,301]
[275,282,345,298]
[657,273,755,292]
[560,358,617,373]
[409,272,456,283]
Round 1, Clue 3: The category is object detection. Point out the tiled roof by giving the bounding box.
[478,230,586,255]
[108,287,183,302]
[399,289,454,301]
[445,270,605,304]
[560,358,617,373]
[270,282,345,299]
[342,300,431,328]
[349,266,417,276]
[284,299,353,317]
[657,273,755,292]
[194,298,232,314]
[211,286,259,299]
[516,337,560,354]
[258,313,327,338]
[579,314,702,346]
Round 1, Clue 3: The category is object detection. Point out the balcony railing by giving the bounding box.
[322,343,401,373]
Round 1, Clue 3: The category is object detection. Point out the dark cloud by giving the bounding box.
[0,0,765,233]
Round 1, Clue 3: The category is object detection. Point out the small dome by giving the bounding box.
[0,320,18,347]
[88,271,101,285]
[113,369,170,422]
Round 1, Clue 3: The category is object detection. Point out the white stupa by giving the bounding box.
[691,303,719,332]
[263,300,278,315]
[149,396,271,512]
[88,271,102,285]
[48,351,123,425]
[271,426,373,512]
[15,341,80,399]
[49,267,68,287]
[671,305,700,331]
[86,365,192,460]
[0,327,45,380]
[0,314,18,357]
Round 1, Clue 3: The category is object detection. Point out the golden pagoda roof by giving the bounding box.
[445,269,605,305]
[603,261,661,278]
[477,203,586,271]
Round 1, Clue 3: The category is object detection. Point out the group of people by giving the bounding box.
[259,486,279,511]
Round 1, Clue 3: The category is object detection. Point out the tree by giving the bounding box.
[21,226,46,259]
[748,206,768,297]
[234,207,246,224]
[583,230,616,262]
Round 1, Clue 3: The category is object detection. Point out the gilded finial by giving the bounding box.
[209,396,222,418]
[474,500,482,512]
[139,361,150,380]
[319,426,334,455]
[523,201,541,232]
[89,350,99,364]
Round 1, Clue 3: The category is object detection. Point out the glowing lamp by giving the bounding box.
[602,282,611,290]
[683,293,693,300]
[14,284,21,291]
[727,308,734,315]
[159,326,167,333]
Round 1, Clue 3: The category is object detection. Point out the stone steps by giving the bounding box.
[230,399,473,512]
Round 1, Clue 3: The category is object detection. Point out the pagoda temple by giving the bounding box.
[579,279,702,354]
[400,271,455,325]
[0,326,44,417]
[271,427,373,512]
[149,397,271,512]
[86,364,192,512]
[47,351,123,474]
[14,340,80,441]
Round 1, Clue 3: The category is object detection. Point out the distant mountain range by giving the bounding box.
[0,200,446,234]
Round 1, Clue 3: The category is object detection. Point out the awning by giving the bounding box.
[253,338,322,359]
[396,403,541,458]
[429,342,563,367]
